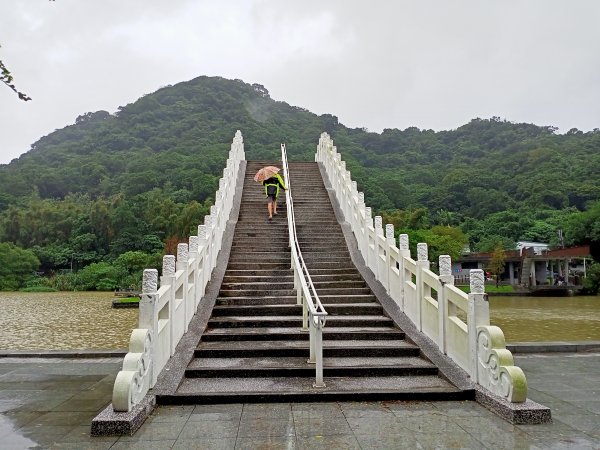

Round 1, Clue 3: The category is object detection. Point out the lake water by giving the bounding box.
[490,295,600,342]
[0,291,137,350]
[0,292,598,350]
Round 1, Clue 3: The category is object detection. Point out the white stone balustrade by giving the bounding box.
[316,132,527,403]
[112,131,245,412]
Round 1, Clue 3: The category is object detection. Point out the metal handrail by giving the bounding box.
[280,143,327,387]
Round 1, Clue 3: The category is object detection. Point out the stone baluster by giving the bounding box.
[139,269,158,331]
[415,243,430,332]
[468,269,489,381]
[398,234,410,311]
[385,224,395,246]
[364,207,373,268]
[204,214,215,273]
[176,243,190,331]
[372,216,383,281]
[350,181,358,227]
[383,224,395,292]
[438,255,453,353]
[188,235,200,313]
[374,216,383,236]
[197,225,208,299]
[161,256,176,355]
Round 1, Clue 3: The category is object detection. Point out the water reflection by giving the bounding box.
[0,291,137,350]
[490,295,600,342]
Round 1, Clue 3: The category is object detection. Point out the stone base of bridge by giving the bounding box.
[91,394,155,436]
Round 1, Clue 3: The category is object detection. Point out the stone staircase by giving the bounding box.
[156,161,471,404]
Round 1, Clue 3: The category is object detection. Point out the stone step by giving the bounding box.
[215,295,378,306]
[220,281,294,290]
[226,262,293,270]
[224,269,294,277]
[195,340,416,358]
[188,355,429,370]
[227,255,295,262]
[231,237,344,242]
[211,303,382,316]
[185,359,438,378]
[218,287,373,297]
[207,315,394,328]
[161,376,470,404]
[221,274,363,283]
[200,327,405,341]
[217,289,296,297]
[226,261,356,271]
[223,270,294,285]
[220,280,367,290]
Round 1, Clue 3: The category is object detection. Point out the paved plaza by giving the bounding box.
[0,352,598,449]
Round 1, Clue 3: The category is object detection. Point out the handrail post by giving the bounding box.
[302,294,309,331]
[313,317,325,388]
[308,315,315,363]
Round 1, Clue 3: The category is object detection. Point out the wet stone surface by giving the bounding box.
[0,353,599,448]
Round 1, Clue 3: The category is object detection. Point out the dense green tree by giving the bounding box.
[74,262,120,291]
[582,263,600,294]
[0,76,598,284]
[564,200,600,262]
[0,243,40,290]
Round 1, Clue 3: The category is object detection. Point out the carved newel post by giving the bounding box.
[471,270,528,402]
[141,269,159,385]
[364,207,373,229]
[468,269,488,380]
[139,269,158,331]
[385,224,395,246]
[374,216,383,236]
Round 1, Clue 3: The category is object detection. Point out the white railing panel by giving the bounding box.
[112,131,245,412]
[315,132,528,403]
[421,295,440,344]
[447,315,470,373]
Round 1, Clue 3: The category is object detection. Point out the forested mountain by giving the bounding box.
[1,75,599,289]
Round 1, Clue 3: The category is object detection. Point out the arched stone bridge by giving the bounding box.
[92,131,551,436]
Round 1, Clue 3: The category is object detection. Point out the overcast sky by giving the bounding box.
[1,0,599,164]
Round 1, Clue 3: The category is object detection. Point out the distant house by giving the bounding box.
[456,243,591,289]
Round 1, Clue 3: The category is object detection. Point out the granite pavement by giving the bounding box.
[0,352,599,449]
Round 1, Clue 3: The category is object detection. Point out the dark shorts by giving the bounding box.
[267,195,277,204]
